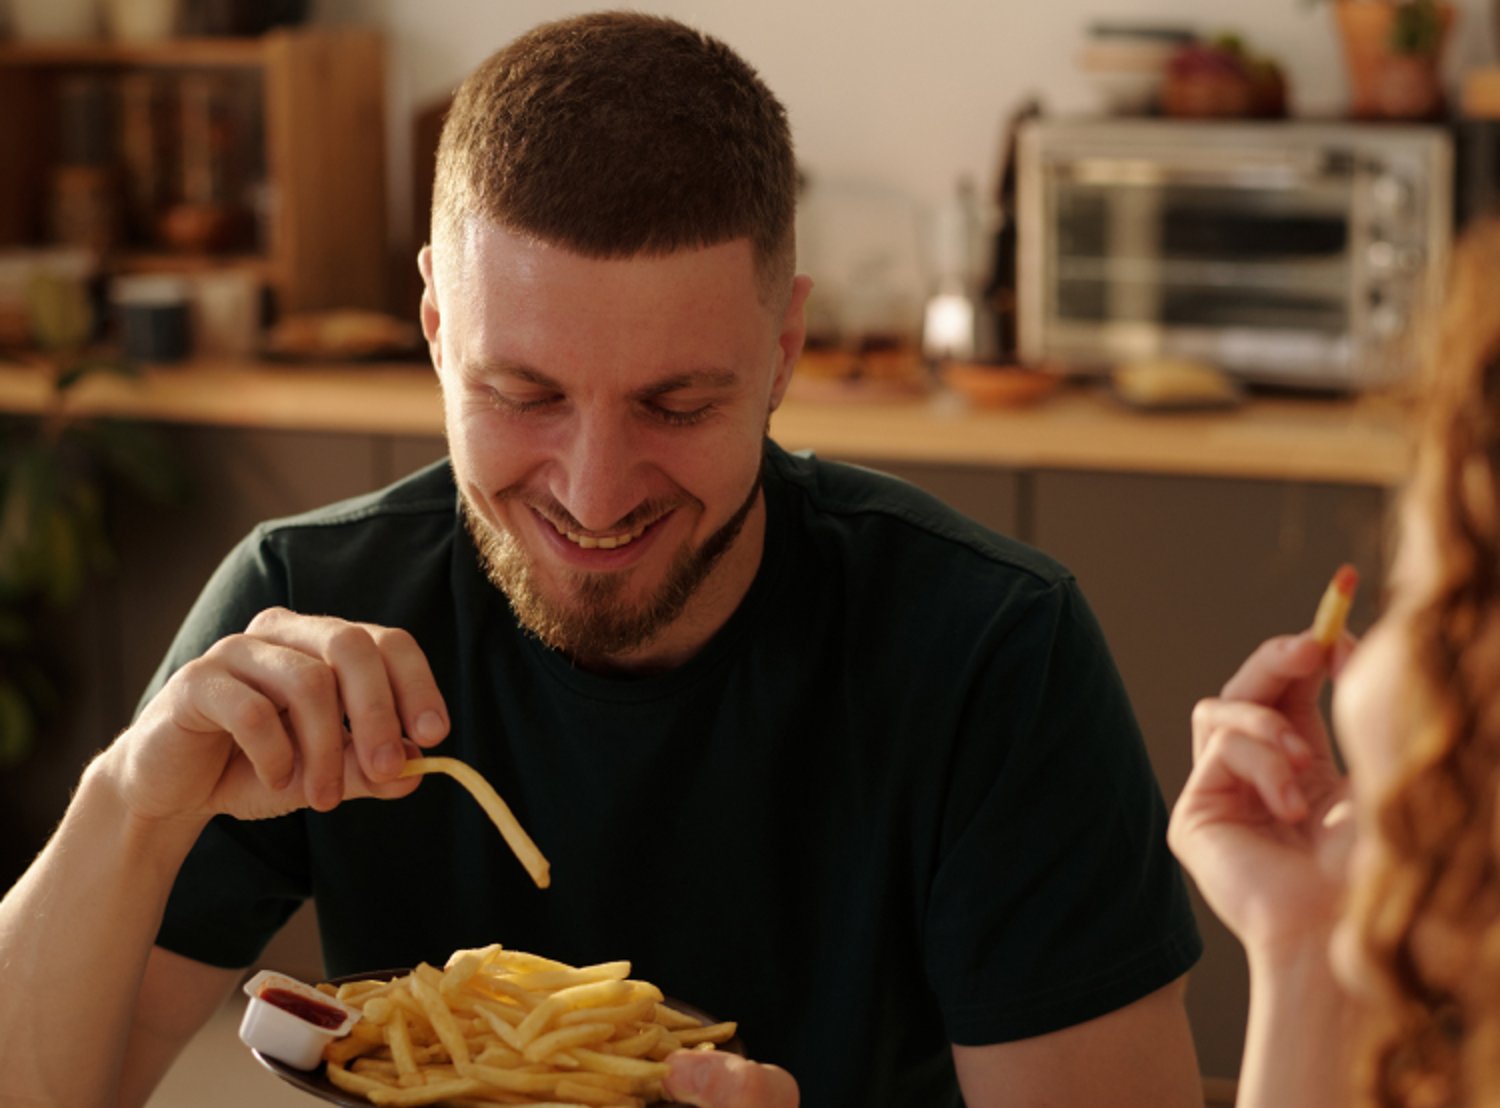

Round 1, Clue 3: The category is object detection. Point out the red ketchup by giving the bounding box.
[259,987,347,1030]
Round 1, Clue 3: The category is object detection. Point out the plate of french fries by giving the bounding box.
[247,943,740,1107]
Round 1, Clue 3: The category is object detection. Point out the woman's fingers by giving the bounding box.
[1220,632,1329,700]
[1215,631,1346,760]
[1188,723,1310,824]
[1191,696,1311,765]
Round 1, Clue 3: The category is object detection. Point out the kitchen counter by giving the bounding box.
[0,357,1413,487]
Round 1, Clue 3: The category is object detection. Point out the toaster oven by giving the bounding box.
[1016,119,1453,389]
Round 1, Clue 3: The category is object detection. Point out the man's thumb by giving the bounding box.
[662,1049,800,1108]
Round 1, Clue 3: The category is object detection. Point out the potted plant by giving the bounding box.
[1317,0,1457,119]
[0,272,185,766]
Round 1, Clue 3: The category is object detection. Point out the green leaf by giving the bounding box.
[26,273,93,354]
[0,362,183,764]
[41,507,85,607]
[1390,0,1442,55]
[59,481,111,580]
[56,356,142,393]
[80,421,190,505]
[0,450,51,593]
[0,679,37,767]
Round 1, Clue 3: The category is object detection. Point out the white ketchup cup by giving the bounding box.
[238,970,362,1070]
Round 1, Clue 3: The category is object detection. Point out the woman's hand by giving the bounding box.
[1168,631,1356,957]
[663,1050,799,1108]
[101,607,450,827]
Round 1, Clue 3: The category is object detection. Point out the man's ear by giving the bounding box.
[769,274,813,412]
[417,244,442,371]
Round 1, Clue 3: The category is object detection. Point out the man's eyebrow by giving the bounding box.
[464,361,559,388]
[635,370,739,398]
[463,362,738,396]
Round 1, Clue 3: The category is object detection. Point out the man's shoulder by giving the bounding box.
[765,442,1069,591]
[254,458,457,545]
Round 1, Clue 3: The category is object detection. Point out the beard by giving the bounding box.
[461,471,763,664]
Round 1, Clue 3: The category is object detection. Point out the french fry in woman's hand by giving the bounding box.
[1310,563,1360,648]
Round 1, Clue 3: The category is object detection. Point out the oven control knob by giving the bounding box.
[1366,241,1420,273]
[1367,240,1397,272]
[1371,304,1406,338]
[1371,175,1414,217]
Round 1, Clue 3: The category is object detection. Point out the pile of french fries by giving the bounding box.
[318,944,736,1107]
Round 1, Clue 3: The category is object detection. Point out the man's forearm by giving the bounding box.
[0,752,207,1106]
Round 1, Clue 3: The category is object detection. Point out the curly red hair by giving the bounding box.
[1355,217,1500,1106]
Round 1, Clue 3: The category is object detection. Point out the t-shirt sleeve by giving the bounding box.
[157,813,312,968]
[924,577,1202,1045]
[138,528,315,968]
[134,526,291,714]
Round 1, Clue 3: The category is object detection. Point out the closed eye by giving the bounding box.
[643,399,716,426]
[635,372,735,428]
[488,387,562,414]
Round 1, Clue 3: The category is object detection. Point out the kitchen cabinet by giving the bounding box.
[0,27,387,313]
[1032,470,1388,1082]
[867,461,1023,536]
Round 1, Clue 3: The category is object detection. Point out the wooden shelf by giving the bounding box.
[0,26,388,314]
[0,36,267,68]
[110,251,271,279]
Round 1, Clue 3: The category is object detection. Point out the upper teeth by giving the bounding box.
[564,525,646,550]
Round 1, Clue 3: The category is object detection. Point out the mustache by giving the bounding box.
[493,484,691,535]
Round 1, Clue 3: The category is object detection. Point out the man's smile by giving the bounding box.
[524,501,679,567]
[562,528,643,550]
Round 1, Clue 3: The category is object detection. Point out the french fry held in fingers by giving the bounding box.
[320,944,738,1106]
[399,756,550,889]
[1310,563,1360,648]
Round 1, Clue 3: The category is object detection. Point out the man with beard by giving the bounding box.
[0,13,1204,1108]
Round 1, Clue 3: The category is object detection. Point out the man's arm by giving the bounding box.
[952,976,1203,1108]
[0,760,224,1106]
[119,947,242,1106]
[0,609,451,1107]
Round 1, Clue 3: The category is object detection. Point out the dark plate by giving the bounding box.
[248,968,741,1107]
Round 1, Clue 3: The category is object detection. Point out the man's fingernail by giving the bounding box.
[415,710,446,743]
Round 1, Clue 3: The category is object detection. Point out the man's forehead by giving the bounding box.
[435,217,760,281]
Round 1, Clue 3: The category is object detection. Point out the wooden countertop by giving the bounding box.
[0,358,1413,487]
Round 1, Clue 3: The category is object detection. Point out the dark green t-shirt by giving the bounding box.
[149,441,1200,1106]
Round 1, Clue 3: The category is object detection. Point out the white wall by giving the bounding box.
[315,0,1496,306]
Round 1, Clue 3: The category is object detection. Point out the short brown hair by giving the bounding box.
[432,11,796,300]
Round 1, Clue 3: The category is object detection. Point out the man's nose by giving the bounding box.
[555,408,642,532]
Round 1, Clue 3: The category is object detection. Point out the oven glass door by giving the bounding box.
[1044,162,1355,375]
